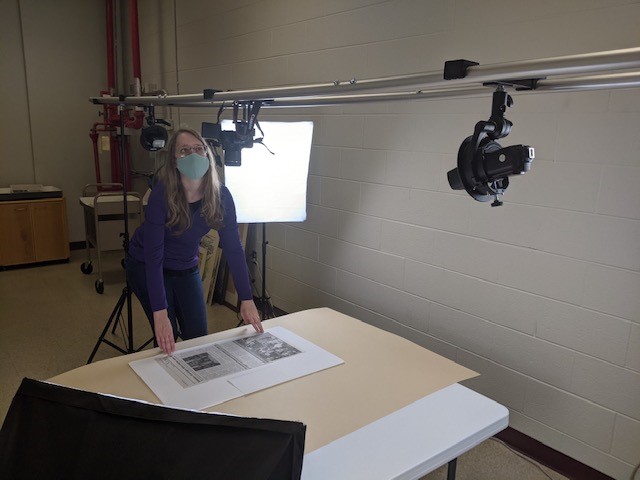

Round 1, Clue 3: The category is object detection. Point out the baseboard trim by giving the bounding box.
[0,257,70,271]
[495,427,614,480]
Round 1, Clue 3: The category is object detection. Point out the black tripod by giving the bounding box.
[256,222,275,320]
[234,222,275,326]
[87,103,153,364]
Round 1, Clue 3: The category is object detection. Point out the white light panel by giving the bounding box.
[223,120,313,223]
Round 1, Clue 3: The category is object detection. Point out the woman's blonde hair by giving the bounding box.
[155,128,223,234]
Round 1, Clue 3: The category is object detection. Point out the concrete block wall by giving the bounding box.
[137,1,640,477]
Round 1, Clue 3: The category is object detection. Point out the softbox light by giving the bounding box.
[0,378,306,480]
[222,120,313,224]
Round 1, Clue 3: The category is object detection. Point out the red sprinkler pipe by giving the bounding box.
[125,109,145,129]
[88,0,143,184]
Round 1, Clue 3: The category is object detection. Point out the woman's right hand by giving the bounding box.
[153,309,175,355]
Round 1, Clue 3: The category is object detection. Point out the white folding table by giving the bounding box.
[302,383,508,479]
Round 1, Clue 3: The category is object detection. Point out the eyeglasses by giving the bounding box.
[177,144,206,156]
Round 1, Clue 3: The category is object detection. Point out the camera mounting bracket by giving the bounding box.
[448,86,533,206]
[483,78,543,91]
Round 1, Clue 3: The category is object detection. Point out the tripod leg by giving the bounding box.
[87,287,127,364]
[111,260,131,334]
[111,304,121,334]
[261,222,269,321]
[136,336,155,351]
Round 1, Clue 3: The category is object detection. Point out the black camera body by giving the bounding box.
[201,101,263,167]
[447,89,534,206]
[448,136,534,204]
[481,143,533,179]
[201,121,255,166]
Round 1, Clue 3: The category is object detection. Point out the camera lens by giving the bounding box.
[224,149,242,167]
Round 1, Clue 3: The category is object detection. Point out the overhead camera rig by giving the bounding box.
[201,96,265,167]
[90,47,640,205]
[444,60,537,206]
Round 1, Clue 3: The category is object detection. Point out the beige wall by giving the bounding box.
[133,1,640,478]
[0,0,35,183]
[0,0,107,242]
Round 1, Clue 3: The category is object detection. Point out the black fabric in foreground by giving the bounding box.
[0,378,305,480]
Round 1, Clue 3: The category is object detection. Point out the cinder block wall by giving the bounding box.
[138,1,640,477]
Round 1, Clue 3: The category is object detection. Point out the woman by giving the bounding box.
[127,128,262,355]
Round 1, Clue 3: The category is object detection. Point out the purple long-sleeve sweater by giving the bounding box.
[128,181,252,312]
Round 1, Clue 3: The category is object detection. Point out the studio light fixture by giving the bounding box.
[139,105,169,151]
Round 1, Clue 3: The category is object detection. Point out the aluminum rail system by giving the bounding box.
[91,47,640,108]
[260,72,640,108]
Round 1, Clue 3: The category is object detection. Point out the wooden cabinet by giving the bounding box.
[0,197,70,267]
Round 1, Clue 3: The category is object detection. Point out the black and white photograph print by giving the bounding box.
[233,333,301,363]
[183,352,220,371]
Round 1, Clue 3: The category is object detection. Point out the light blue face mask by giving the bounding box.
[176,153,210,180]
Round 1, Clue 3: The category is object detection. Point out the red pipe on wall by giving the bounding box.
[89,0,144,185]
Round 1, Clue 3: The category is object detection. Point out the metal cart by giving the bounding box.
[79,183,144,294]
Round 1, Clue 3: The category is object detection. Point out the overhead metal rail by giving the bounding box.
[90,47,640,108]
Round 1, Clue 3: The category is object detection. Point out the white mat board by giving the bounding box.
[129,326,344,410]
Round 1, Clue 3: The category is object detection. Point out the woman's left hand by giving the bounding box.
[240,299,264,333]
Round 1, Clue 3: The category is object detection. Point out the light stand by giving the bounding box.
[235,223,275,326]
[207,118,312,324]
[87,102,153,363]
[256,222,275,320]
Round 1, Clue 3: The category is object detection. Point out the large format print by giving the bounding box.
[129,326,344,410]
[231,333,301,363]
[157,333,302,388]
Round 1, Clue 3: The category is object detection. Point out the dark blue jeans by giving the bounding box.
[126,256,207,342]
